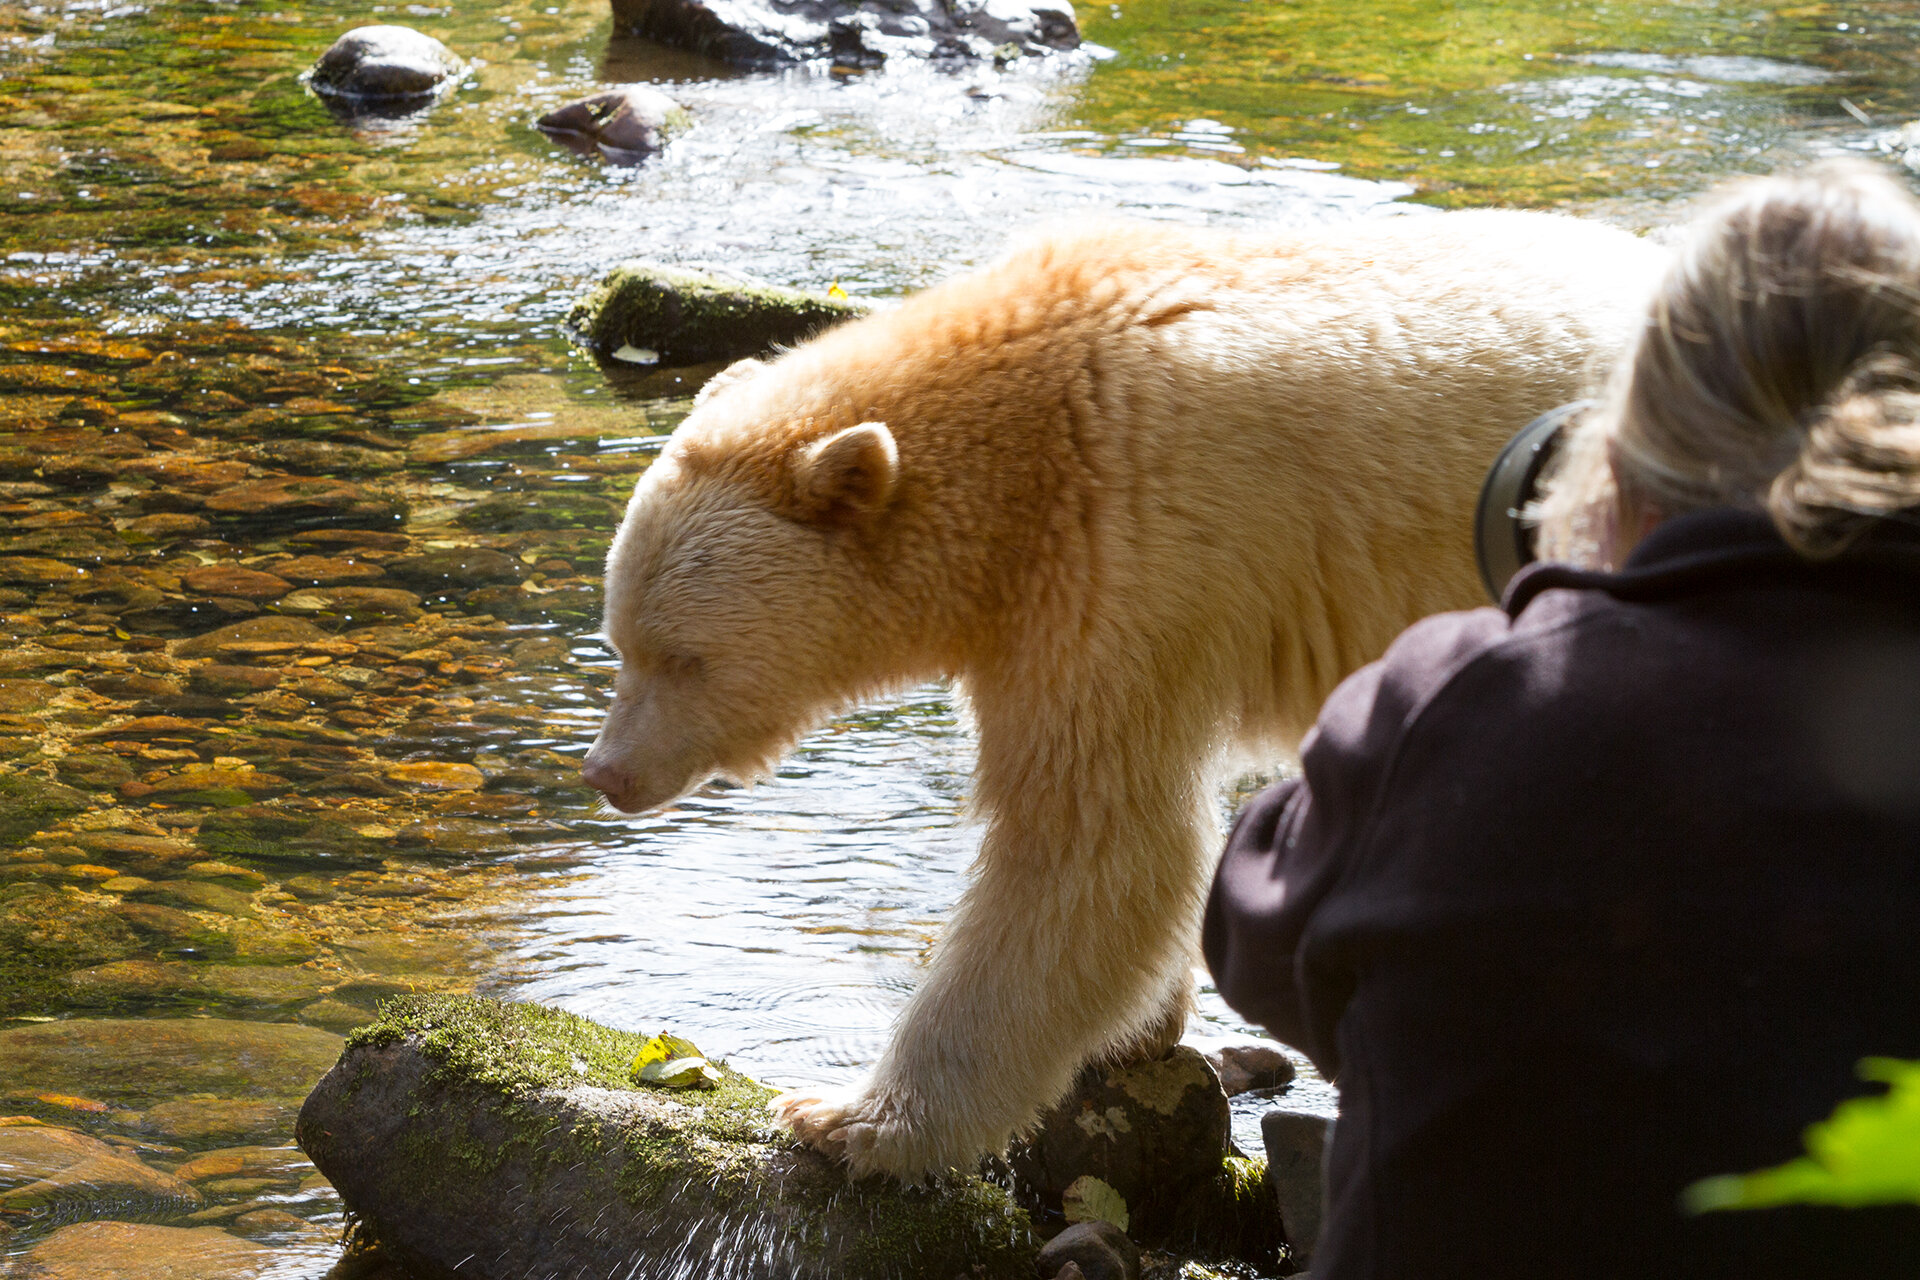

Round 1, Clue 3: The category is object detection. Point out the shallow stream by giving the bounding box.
[1,0,1917,1273]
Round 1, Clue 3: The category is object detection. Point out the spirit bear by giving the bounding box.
[582,212,1667,1178]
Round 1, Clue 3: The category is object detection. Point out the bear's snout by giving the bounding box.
[580,751,635,810]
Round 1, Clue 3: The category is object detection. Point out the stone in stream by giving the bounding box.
[1262,1109,1333,1268]
[297,995,1039,1280]
[0,1018,344,1109]
[566,262,868,367]
[537,86,687,161]
[1038,1221,1142,1280]
[7,1220,276,1280]
[0,1122,202,1218]
[1006,1046,1283,1265]
[308,25,466,102]
[609,0,1080,68]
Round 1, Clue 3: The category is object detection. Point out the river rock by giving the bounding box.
[566,261,867,366]
[298,995,1037,1280]
[0,1018,344,1108]
[0,1123,202,1217]
[1007,1046,1281,1263]
[274,586,422,624]
[202,476,404,528]
[1038,1221,1141,1280]
[0,775,90,844]
[172,616,329,660]
[309,25,465,102]
[609,0,1079,68]
[180,565,293,601]
[7,1220,276,1280]
[382,548,523,589]
[537,86,686,161]
[1262,1109,1332,1267]
[1185,1034,1296,1097]
[131,1097,299,1147]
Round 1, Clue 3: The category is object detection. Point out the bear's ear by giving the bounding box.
[694,357,764,408]
[792,422,898,527]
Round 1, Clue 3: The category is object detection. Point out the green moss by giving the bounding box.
[566,262,869,365]
[342,995,1041,1278]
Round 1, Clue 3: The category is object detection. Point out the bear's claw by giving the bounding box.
[772,1085,912,1178]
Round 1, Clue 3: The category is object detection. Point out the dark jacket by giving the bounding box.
[1204,508,1920,1279]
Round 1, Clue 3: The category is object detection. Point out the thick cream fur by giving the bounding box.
[585,212,1667,1178]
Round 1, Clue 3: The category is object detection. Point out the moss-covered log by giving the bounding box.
[296,995,1037,1280]
[565,262,869,367]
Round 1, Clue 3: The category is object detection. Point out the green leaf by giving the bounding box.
[1686,1058,1920,1212]
[630,1033,720,1090]
[1062,1174,1129,1232]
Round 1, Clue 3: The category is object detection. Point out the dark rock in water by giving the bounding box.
[1007,1046,1282,1264]
[1262,1109,1332,1268]
[309,25,465,102]
[537,85,687,161]
[383,548,525,589]
[1038,1220,1141,1280]
[609,0,1079,68]
[1189,1036,1296,1096]
[567,261,868,367]
[298,995,1039,1280]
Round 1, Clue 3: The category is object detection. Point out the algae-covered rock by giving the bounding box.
[298,995,1038,1280]
[566,262,868,367]
[1008,1047,1285,1267]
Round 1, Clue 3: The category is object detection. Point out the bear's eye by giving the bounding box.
[657,651,704,680]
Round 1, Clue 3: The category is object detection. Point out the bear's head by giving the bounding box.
[581,363,913,814]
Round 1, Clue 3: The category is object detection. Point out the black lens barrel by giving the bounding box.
[1473,400,1590,603]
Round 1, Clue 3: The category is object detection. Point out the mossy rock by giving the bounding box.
[565,261,868,366]
[298,995,1038,1280]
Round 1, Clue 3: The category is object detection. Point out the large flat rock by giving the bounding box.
[297,995,1038,1280]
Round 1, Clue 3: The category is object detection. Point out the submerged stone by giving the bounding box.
[10,1220,275,1280]
[566,261,868,367]
[0,1018,344,1107]
[0,775,91,844]
[0,1123,201,1218]
[298,996,1039,1280]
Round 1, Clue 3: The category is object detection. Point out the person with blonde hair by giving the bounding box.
[1206,161,1920,1279]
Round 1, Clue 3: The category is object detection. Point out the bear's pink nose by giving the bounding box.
[580,753,627,801]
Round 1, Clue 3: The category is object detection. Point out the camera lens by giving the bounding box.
[1473,400,1590,603]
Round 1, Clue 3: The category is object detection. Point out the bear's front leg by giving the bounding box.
[775,770,1215,1179]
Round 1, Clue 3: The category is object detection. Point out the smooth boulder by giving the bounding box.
[608,0,1079,68]
[566,261,867,366]
[309,25,465,102]
[297,995,1038,1280]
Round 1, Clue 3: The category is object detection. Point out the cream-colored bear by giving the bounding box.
[582,213,1667,1179]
